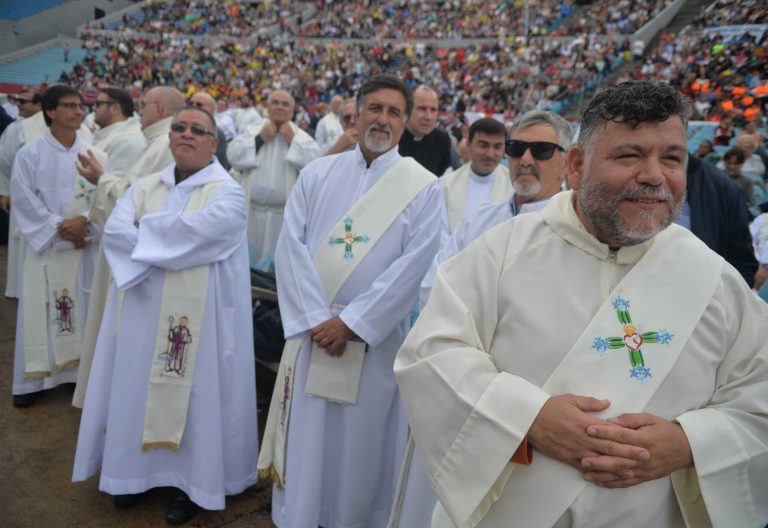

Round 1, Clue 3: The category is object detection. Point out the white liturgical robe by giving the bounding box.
[10,131,106,395]
[72,116,175,408]
[72,161,258,510]
[227,120,321,263]
[269,145,443,528]
[440,164,512,232]
[395,191,768,528]
[92,117,146,177]
[314,112,343,154]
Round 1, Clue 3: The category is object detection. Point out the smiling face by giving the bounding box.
[266,90,294,126]
[468,131,505,176]
[356,87,407,161]
[568,118,688,248]
[169,109,218,176]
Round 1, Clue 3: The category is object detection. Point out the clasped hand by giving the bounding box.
[309,316,354,357]
[528,394,693,489]
[57,216,89,249]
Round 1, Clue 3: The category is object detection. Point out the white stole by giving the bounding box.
[442,164,511,232]
[22,174,96,378]
[442,225,724,528]
[132,172,227,452]
[258,157,435,487]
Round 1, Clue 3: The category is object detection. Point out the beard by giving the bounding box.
[511,165,541,197]
[363,124,393,153]
[577,174,685,247]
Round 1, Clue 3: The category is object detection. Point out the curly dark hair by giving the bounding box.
[577,81,691,151]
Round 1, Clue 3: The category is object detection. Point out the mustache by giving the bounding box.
[515,165,540,179]
[617,184,673,202]
[367,124,392,135]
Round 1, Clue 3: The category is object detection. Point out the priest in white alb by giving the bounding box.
[10,85,107,407]
[395,81,768,528]
[72,106,258,525]
[70,86,185,408]
[258,75,443,528]
[314,95,344,154]
[440,117,511,233]
[227,89,321,264]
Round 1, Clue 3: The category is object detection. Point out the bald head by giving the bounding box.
[190,91,216,115]
[266,89,295,125]
[140,86,185,129]
[330,95,343,116]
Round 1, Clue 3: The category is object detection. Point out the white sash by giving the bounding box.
[132,172,227,452]
[258,156,435,487]
[445,225,723,528]
[22,173,96,378]
[442,165,511,232]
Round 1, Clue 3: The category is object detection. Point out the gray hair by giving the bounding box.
[355,74,412,122]
[511,109,573,150]
[172,106,218,138]
[577,81,691,153]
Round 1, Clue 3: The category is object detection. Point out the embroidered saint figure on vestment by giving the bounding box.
[591,296,674,382]
[159,315,193,377]
[53,288,75,334]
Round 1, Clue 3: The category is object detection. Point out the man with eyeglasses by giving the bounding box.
[396,81,768,528]
[228,89,321,264]
[90,88,145,176]
[325,97,359,155]
[71,86,185,409]
[9,85,108,408]
[74,106,258,525]
[0,87,44,298]
[314,94,344,154]
[417,110,571,307]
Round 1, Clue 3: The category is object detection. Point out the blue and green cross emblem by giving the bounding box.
[591,296,674,382]
[328,217,370,260]
[75,179,96,207]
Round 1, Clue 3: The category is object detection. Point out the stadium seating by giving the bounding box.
[0,46,103,85]
[0,0,68,21]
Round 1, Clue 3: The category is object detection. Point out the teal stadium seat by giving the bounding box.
[0,0,68,21]
[0,47,105,85]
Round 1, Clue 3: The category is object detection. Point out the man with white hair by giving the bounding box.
[314,94,344,154]
[325,97,359,155]
[227,89,321,263]
[258,74,443,528]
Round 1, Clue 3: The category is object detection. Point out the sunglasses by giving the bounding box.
[505,140,564,160]
[341,114,355,123]
[15,98,34,105]
[170,122,216,137]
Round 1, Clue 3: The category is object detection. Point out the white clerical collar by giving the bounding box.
[94,118,131,142]
[160,158,229,190]
[43,129,81,153]
[468,166,496,183]
[353,143,401,170]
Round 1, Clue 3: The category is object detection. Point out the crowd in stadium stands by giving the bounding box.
[689,0,767,28]
[105,0,310,37]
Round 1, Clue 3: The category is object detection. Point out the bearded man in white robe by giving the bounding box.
[10,85,107,407]
[396,81,768,528]
[73,107,257,525]
[70,86,185,409]
[227,89,321,264]
[258,75,443,528]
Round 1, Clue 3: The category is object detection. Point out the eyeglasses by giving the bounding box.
[94,99,117,107]
[341,114,355,123]
[58,102,86,111]
[170,122,216,138]
[505,140,564,161]
[188,101,206,109]
[137,100,158,110]
[15,98,34,106]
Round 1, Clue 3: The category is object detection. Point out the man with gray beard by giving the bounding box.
[418,109,571,307]
[396,81,767,528]
[258,75,443,528]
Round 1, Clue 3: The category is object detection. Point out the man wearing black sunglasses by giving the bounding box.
[398,81,768,528]
[91,88,146,178]
[74,106,258,525]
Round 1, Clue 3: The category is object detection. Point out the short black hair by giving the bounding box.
[468,118,506,142]
[578,81,691,151]
[41,85,82,126]
[724,147,745,164]
[18,88,42,105]
[172,106,218,137]
[99,87,134,118]
[355,74,413,121]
